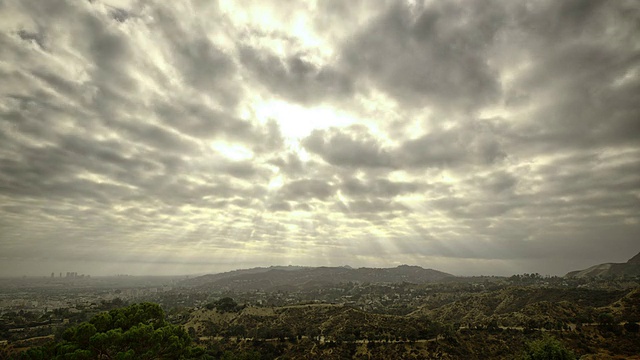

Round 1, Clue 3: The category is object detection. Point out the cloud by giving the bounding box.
[341,1,503,111]
[303,125,393,168]
[279,179,335,201]
[398,122,506,168]
[268,152,305,176]
[240,46,354,104]
[303,121,506,170]
[335,198,408,215]
[340,177,422,198]
[153,100,251,140]
[0,0,638,276]
[148,3,241,106]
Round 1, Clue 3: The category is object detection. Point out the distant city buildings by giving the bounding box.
[48,272,90,279]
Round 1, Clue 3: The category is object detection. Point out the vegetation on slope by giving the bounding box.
[4,284,640,359]
[11,303,202,360]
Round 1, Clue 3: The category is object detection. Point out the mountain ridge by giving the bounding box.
[183,265,453,291]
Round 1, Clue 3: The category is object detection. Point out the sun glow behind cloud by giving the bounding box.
[254,99,359,140]
[210,141,254,161]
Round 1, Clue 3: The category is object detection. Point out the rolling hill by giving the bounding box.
[183,265,453,291]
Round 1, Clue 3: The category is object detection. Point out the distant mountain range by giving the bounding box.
[183,265,453,291]
[565,251,640,278]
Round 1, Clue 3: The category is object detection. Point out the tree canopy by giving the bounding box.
[521,335,576,360]
[14,302,204,360]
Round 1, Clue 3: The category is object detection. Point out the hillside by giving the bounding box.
[5,283,640,359]
[628,252,640,264]
[185,303,440,342]
[411,287,634,328]
[183,265,453,291]
[565,251,640,278]
[181,286,640,359]
[183,265,309,287]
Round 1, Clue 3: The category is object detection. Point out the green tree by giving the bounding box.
[14,302,200,360]
[215,297,239,313]
[521,336,576,360]
[598,312,615,325]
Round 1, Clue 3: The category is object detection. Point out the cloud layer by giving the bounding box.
[0,0,638,276]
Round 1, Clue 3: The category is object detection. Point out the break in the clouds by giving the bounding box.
[1,0,639,276]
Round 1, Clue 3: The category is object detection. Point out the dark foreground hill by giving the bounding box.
[183,265,453,291]
[565,251,640,278]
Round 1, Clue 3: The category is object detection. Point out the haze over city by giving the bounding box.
[0,0,638,277]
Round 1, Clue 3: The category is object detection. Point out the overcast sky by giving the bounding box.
[0,0,638,277]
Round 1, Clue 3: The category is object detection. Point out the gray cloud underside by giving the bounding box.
[0,0,638,275]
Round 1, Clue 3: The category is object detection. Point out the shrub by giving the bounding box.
[521,335,576,360]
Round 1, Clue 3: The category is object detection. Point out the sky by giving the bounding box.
[0,0,638,277]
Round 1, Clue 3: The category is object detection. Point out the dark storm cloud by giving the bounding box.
[17,29,46,50]
[268,152,305,176]
[113,119,200,154]
[30,70,87,100]
[303,126,393,168]
[0,95,65,142]
[341,1,503,111]
[499,0,640,154]
[0,1,267,210]
[303,121,506,170]
[505,46,640,153]
[153,100,255,141]
[0,127,266,211]
[150,4,241,106]
[280,179,335,201]
[268,201,292,212]
[239,45,353,105]
[431,152,639,221]
[109,7,131,23]
[398,123,506,168]
[471,171,518,195]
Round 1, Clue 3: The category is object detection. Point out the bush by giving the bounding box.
[215,297,240,313]
[521,335,576,360]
